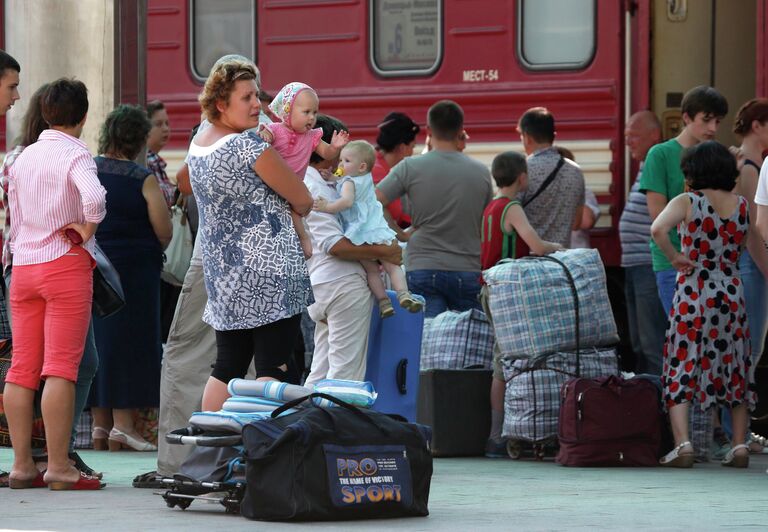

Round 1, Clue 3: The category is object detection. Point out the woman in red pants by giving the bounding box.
[4,79,106,490]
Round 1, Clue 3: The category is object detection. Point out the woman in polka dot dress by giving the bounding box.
[651,141,757,468]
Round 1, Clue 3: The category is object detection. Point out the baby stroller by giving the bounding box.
[161,427,246,514]
[158,379,378,514]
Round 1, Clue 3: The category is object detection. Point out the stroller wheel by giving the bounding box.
[224,503,240,514]
[175,498,192,510]
[164,493,192,510]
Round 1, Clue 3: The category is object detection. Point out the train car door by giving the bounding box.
[758,0,768,96]
[650,0,757,144]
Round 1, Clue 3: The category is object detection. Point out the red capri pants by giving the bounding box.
[6,247,93,390]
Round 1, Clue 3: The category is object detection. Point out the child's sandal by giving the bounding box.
[397,291,423,313]
[378,298,395,319]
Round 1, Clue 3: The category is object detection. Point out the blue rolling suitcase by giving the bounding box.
[365,290,424,421]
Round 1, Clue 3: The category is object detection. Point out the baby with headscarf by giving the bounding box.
[260,82,349,258]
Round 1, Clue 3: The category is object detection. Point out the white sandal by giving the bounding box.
[659,441,694,468]
[722,443,749,468]
[748,433,768,454]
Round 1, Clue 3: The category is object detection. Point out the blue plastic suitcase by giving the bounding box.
[365,290,424,421]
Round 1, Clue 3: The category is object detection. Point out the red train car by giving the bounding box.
[147,0,768,266]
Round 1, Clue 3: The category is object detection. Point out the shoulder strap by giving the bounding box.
[523,157,565,208]
[744,159,761,172]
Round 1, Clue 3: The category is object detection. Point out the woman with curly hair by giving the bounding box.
[187,55,313,411]
[89,105,172,452]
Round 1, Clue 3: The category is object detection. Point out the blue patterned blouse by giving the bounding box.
[186,131,313,330]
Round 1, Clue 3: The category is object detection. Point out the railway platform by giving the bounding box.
[1,448,766,530]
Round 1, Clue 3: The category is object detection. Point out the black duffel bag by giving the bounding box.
[241,392,433,521]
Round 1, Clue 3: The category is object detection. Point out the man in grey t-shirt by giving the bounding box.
[377,100,493,317]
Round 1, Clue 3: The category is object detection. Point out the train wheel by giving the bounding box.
[506,440,523,459]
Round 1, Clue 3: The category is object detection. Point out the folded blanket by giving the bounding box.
[227,379,312,402]
[223,396,286,413]
[312,379,377,408]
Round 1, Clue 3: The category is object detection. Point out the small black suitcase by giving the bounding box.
[417,369,492,456]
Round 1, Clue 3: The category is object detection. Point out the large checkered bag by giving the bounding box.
[420,308,494,370]
[484,249,618,359]
[502,347,619,442]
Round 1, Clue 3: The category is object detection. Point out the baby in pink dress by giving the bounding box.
[261,82,349,258]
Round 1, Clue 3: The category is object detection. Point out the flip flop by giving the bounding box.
[69,452,103,479]
[48,471,104,491]
[132,470,166,489]
[9,471,47,489]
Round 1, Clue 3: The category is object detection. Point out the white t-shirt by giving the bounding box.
[570,188,601,249]
[753,158,768,205]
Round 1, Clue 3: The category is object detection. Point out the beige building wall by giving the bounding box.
[4,0,115,153]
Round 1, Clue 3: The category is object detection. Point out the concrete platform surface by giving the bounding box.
[1,449,767,531]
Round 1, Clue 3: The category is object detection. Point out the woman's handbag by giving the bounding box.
[92,243,126,318]
[161,199,194,286]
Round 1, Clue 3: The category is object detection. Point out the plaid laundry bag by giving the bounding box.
[421,309,494,370]
[502,347,619,443]
[484,249,618,359]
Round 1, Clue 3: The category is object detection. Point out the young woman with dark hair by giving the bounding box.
[651,141,755,469]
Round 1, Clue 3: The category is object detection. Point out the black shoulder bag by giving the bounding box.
[522,157,565,208]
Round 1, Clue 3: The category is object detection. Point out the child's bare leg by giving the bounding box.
[362,260,394,318]
[382,260,407,292]
[382,260,423,313]
[291,211,312,259]
[362,260,387,300]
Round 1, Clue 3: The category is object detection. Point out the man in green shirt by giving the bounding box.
[639,86,728,315]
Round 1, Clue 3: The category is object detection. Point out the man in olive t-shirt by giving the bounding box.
[376,100,493,318]
[639,86,727,315]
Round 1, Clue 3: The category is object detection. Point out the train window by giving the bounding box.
[369,0,442,77]
[190,0,256,81]
[518,0,596,70]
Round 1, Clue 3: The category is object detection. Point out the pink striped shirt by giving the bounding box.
[8,129,106,265]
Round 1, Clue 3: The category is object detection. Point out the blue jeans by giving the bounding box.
[722,250,768,439]
[655,269,677,317]
[4,269,98,453]
[406,270,482,318]
[624,265,667,375]
[71,322,98,451]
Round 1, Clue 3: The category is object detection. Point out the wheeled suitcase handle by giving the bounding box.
[396,359,408,394]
